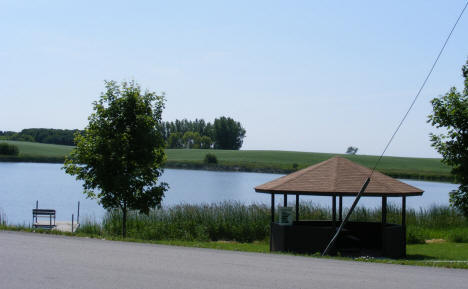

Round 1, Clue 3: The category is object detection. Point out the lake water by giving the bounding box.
[0,162,459,225]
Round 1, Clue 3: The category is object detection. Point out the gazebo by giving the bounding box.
[255,156,423,258]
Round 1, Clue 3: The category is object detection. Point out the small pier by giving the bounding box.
[32,201,80,233]
[33,220,80,232]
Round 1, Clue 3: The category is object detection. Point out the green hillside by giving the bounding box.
[2,140,73,157]
[0,140,73,162]
[165,149,452,181]
[0,141,453,181]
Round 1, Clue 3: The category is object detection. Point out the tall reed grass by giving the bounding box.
[77,201,468,243]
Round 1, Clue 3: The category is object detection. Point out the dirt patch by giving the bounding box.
[425,238,446,244]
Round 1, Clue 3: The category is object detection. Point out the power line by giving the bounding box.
[370,0,468,176]
[323,1,468,256]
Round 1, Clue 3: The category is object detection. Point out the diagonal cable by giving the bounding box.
[323,1,468,256]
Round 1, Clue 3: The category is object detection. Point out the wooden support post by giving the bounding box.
[35,200,38,223]
[402,196,406,257]
[339,196,343,221]
[72,214,74,233]
[382,196,387,225]
[77,201,80,224]
[382,196,387,251]
[332,195,337,229]
[295,194,299,221]
[283,193,287,207]
[271,194,275,223]
[270,193,275,252]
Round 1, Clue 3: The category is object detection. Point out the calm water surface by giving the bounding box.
[0,163,459,225]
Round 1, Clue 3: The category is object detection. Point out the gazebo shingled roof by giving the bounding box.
[255,156,423,197]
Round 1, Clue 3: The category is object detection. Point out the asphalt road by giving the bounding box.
[0,231,466,289]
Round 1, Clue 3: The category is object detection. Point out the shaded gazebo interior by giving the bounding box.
[255,156,423,258]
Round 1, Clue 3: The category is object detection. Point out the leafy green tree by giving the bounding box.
[213,117,246,150]
[200,135,213,149]
[346,146,358,155]
[182,131,202,148]
[428,59,468,216]
[64,80,168,237]
[167,132,183,148]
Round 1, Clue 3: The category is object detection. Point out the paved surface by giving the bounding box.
[0,231,466,289]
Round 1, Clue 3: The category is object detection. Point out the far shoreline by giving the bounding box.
[0,156,455,183]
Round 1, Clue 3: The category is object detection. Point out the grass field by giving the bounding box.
[1,140,73,157]
[165,149,452,180]
[0,140,453,181]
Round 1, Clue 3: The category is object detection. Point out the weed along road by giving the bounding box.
[0,231,466,289]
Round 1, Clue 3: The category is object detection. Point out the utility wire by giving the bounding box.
[370,0,468,176]
[323,1,468,256]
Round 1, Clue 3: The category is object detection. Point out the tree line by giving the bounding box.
[162,117,246,150]
[0,116,246,150]
[0,128,82,146]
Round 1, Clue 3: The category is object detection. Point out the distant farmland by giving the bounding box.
[0,140,453,182]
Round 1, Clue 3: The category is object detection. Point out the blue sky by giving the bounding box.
[1,0,467,158]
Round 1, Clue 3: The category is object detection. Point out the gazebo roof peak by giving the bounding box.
[255,156,423,197]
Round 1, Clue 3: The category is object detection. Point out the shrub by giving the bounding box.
[406,229,426,244]
[0,143,19,156]
[204,153,218,164]
[448,231,468,243]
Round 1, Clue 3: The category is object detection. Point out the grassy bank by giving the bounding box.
[74,202,467,244]
[0,141,453,181]
[0,140,72,163]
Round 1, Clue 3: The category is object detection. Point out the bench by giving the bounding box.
[32,209,56,229]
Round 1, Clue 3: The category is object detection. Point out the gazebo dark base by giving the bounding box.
[271,221,405,259]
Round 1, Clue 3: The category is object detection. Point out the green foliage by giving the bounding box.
[167,132,184,149]
[76,202,467,244]
[63,80,168,237]
[448,231,468,243]
[1,128,81,145]
[428,59,468,216]
[162,119,213,140]
[182,131,201,148]
[168,132,213,149]
[204,153,218,164]
[346,146,358,155]
[0,142,19,156]
[99,202,270,242]
[406,229,426,244]
[213,117,246,150]
[200,136,213,149]
[161,117,245,150]
[0,131,17,139]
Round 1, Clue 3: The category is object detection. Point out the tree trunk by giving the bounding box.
[122,202,127,238]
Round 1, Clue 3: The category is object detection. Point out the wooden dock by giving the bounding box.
[32,201,81,233]
[34,221,80,233]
